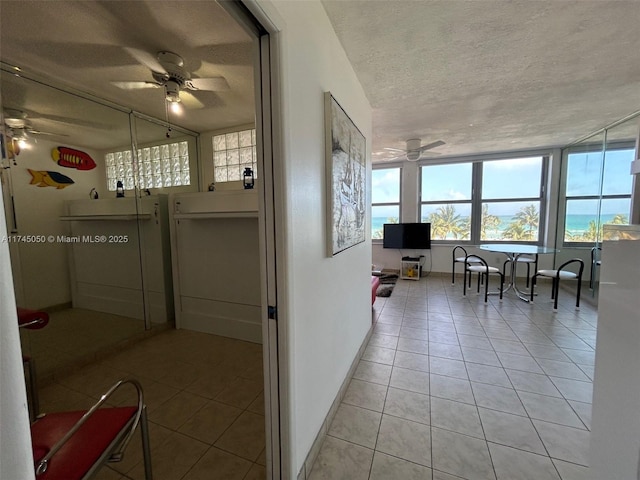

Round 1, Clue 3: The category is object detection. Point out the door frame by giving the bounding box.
[220,2,290,478]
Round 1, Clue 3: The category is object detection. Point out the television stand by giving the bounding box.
[400,258,421,280]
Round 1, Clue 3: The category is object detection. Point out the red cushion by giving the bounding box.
[31,407,137,480]
[17,308,49,329]
[371,276,381,304]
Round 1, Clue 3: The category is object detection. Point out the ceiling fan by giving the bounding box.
[3,109,68,143]
[384,138,445,161]
[112,49,230,109]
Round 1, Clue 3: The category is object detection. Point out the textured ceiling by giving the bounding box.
[321,0,640,162]
[1,1,639,157]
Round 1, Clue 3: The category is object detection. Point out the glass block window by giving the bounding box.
[213,129,257,183]
[105,140,190,191]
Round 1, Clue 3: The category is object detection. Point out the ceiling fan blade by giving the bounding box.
[5,118,28,129]
[29,130,69,137]
[186,77,230,91]
[180,91,205,109]
[111,81,161,90]
[383,147,406,153]
[419,140,445,152]
[124,47,167,74]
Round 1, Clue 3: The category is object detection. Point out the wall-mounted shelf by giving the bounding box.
[172,212,258,220]
[60,214,151,221]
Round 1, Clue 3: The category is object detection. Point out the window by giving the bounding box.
[420,163,472,240]
[213,129,257,183]
[105,140,190,191]
[480,157,544,242]
[371,167,401,239]
[563,147,633,243]
[420,155,546,243]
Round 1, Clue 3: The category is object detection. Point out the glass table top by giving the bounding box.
[479,244,557,255]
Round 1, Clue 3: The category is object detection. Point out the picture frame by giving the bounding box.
[325,92,366,256]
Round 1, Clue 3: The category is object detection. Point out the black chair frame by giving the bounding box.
[530,258,584,311]
[463,254,504,303]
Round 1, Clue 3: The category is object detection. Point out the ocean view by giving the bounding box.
[372,214,625,238]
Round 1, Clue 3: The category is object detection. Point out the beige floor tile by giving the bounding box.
[369,452,432,479]
[215,377,263,409]
[149,390,208,430]
[215,411,266,461]
[308,436,373,480]
[243,463,267,480]
[179,399,243,444]
[127,431,209,480]
[182,447,252,480]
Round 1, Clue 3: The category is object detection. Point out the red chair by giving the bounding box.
[18,308,50,421]
[31,378,152,480]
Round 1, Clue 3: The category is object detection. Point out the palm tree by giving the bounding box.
[458,216,471,240]
[502,222,528,240]
[481,204,501,240]
[610,213,628,224]
[582,220,600,242]
[510,204,539,240]
[428,205,466,239]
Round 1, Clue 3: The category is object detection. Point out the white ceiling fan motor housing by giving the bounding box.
[406,138,422,161]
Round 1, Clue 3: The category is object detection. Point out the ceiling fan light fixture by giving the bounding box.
[165,81,181,104]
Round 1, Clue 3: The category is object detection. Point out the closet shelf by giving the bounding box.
[59,214,152,221]
[172,212,258,220]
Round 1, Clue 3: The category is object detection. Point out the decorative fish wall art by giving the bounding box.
[51,146,96,170]
[28,169,75,189]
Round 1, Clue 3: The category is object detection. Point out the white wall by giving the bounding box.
[9,139,104,308]
[257,1,372,476]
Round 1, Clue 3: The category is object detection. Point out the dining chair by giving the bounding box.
[530,258,584,311]
[18,307,50,421]
[452,245,482,285]
[502,254,538,288]
[31,378,152,480]
[463,254,504,303]
[590,246,602,289]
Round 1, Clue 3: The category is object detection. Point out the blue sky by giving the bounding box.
[373,151,633,217]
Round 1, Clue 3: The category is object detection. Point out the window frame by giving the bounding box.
[371,165,402,241]
[561,142,634,246]
[419,153,549,245]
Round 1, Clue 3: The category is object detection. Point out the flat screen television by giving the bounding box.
[383,223,431,249]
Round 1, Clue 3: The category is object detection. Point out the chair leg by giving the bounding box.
[140,406,153,480]
[499,273,504,301]
[483,273,489,303]
[452,261,456,285]
[463,268,468,296]
[530,275,538,303]
[553,277,559,311]
[525,263,530,288]
[575,274,582,309]
[23,356,39,421]
[477,272,482,293]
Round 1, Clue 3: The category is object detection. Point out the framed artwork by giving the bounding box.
[325,92,366,256]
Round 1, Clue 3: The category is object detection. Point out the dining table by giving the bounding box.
[479,244,557,301]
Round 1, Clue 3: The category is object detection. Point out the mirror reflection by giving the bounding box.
[557,113,637,301]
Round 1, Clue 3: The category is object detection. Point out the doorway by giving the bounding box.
[0,1,283,478]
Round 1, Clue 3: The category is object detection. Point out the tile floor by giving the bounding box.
[36,328,266,480]
[308,274,596,480]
